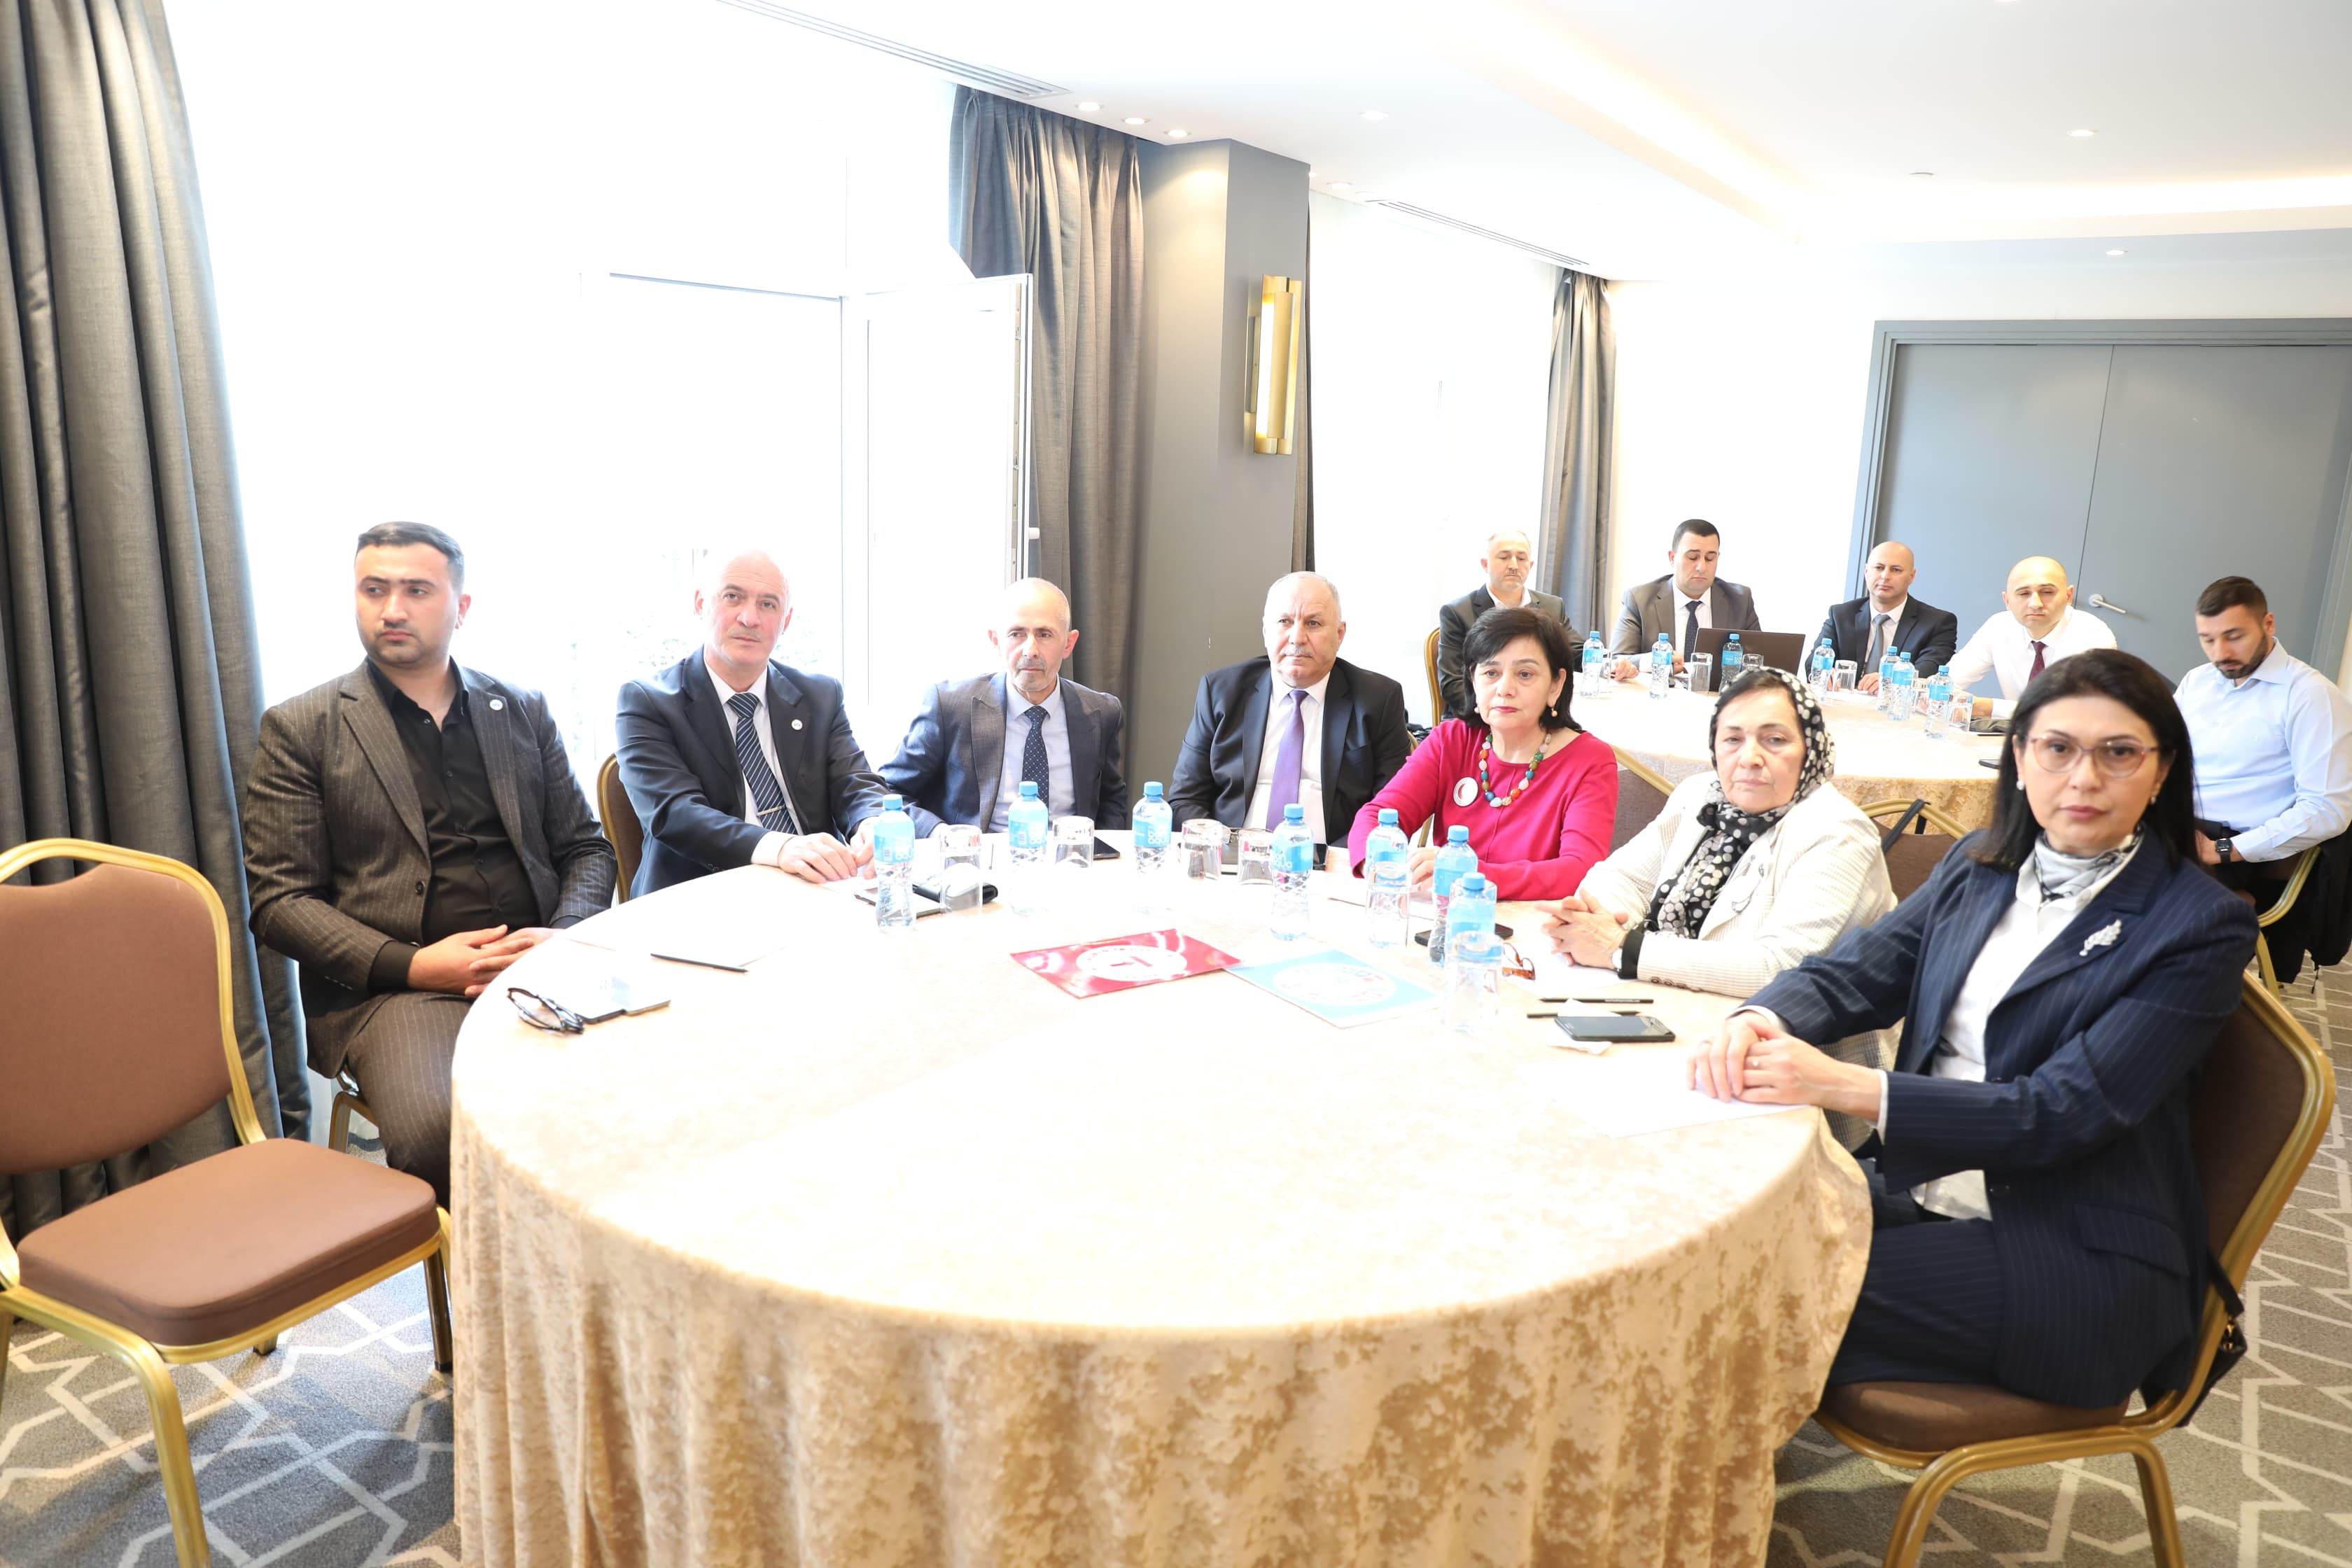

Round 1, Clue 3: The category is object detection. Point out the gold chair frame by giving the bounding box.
[328,1068,379,1158]
[1609,745,1676,801]
[1422,626,1443,722]
[1857,797,1973,841]
[1814,978,2334,1568]
[596,751,641,903]
[2250,845,2318,995]
[0,839,454,1568]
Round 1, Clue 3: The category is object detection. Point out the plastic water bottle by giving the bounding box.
[1889,651,1917,720]
[1429,825,1478,967]
[1921,667,1952,738]
[1811,639,1835,692]
[1581,629,1606,696]
[872,795,916,932]
[1006,780,1049,913]
[1442,930,1505,1033]
[1719,633,1744,687]
[1133,780,1172,909]
[1364,808,1410,948]
[1271,802,1314,940]
[1876,645,1899,712]
[1647,633,1673,700]
[1450,872,1497,950]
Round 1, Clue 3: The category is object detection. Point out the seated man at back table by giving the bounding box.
[2175,574,2352,892]
[1943,555,2115,718]
[1605,518,1761,679]
[1809,540,1959,691]
[617,545,892,893]
[1168,571,1413,849]
[244,523,615,1207]
[882,577,1128,835]
[1435,528,1569,720]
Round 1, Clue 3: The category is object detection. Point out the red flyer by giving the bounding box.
[1011,927,1241,998]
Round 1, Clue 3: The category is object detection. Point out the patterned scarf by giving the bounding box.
[1646,668,1836,939]
[2031,828,2141,902]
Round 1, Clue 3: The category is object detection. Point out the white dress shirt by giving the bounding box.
[988,679,1074,832]
[1942,604,2117,714]
[1679,591,1712,645]
[1247,671,1330,837]
[1863,596,1908,668]
[704,654,807,869]
[1890,839,2141,1221]
[2176,641,2352,862]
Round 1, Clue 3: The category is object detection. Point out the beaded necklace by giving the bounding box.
[1477,732,1550,808]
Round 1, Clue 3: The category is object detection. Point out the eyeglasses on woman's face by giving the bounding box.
[2019,734,2158,779]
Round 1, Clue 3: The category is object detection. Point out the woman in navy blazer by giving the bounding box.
[1694,650,2257,1409]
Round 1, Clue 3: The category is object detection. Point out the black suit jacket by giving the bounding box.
[1166,656,1412,844]
[881,672,1128,836]
[615,652,890,897]
[1814,596,1961,678]
[1749,836,2256,1407]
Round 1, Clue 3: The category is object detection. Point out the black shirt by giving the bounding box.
[365,663,545,991]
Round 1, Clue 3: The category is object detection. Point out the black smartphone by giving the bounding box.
[1414,923,1513,946]
[1555,1013,1676,1044]
[1092,836,1121,860]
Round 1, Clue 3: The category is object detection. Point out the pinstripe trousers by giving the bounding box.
[340,993,472,1208]
[1829,1215,2004,1387]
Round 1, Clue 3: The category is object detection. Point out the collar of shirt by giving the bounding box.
[2239,639,2296,690]
[1270,669,1333,708]
[1490,584,1530,610]
[1004,677,1067,724]
[704,651,767,713]
[1866,596,1909,626]
[367,659,467,724]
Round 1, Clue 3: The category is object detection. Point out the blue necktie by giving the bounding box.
[727,692,798,836]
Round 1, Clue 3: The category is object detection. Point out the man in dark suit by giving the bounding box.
[616,547,891,895]
[882,578,1128,836]
[244,524,615,1205]
[1605,518,1761,676]
[1168,572,1412,846]
[1810,540,1960,687]
[1434,528,1570,720]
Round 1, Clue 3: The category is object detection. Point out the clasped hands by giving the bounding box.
[409,924,556,997]
[1688,1011,1880,1117]
[774,823,876,883]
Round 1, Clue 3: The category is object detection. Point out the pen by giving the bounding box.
[650,951,750,973]
[1540,994,1656,1004]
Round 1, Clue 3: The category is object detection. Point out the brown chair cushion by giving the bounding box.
[1883,832,1958,903]
[1821,1380,2127,1452]
[15,1138,440,1348]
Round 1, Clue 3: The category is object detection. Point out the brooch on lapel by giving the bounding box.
[2079,919,2122,958]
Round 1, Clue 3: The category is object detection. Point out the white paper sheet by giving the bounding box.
[1532,1049,1802,1138]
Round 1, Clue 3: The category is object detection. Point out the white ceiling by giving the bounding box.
[785,0,2352,278]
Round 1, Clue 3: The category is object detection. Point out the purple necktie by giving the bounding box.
[1264,688,1308,830]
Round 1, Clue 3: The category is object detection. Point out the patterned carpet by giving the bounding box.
[3,986,2345,1567]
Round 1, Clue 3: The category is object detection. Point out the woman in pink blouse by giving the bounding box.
[1347,608,1617,900]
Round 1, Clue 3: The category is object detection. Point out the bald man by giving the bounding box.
[1434,528,1569,719]
[615,546,892,895]
[1810,541,1959,692]
[882,578,1128,835]
[1167,573,1412,846]
[1943,555,2118,716]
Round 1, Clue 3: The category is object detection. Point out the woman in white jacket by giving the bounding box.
[1539,666,1895,1138]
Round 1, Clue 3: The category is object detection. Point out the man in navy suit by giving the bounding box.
[1168,572,1412,848]
[882,578,1128,836]
[1810,540,1961,687]
[1693,650,2256,1410]
[615,547,892,895]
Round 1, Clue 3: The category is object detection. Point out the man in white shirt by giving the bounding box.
[1943,556,2117,717]
[2175,575,2352,890]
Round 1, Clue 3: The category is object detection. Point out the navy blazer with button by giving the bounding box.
[1813,594,1961,678]
[1747,832,2257,1408]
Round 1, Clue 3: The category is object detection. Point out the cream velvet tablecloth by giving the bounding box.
[1578,680,2005,828]
[451,851,1870,1567]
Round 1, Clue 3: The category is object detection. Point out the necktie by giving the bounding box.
[1021,706,1050,803]
[1682,598,1702,662]
[1264,689,1308,830]
[2029,640,2047,682]
[1865,612,1891,673]
[727,692,798,836]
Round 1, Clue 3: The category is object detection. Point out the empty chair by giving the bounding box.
[1610,749,1674,853]
[1861,797,1970,902]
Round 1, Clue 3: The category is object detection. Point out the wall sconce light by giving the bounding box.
[1243,274,1303,456]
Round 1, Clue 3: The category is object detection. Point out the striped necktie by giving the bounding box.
[727,691,798,836]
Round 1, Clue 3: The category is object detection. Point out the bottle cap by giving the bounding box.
[881,794,902,811]
[1144,781,1164,798]
[1283,803,1306,823]
[1448,825,1471,844]
[1459,873,1488,897]
[1018,781,1040,799]
[1378,808,1399,826]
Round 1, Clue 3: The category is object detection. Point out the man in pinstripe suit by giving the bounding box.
[243,524,615,1205]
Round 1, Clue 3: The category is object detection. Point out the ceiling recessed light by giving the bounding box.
[1361,108,1388,121]
[1909,171,1935,178]
[1168,128,1188,138]
[1124,115,1147,126]
[1329,181,1352,191]
[2069,127,2096,137]
[1077,101,1100,112]
[2106,248,2127,256]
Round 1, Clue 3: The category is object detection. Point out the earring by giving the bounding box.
[2014,776,2025,790]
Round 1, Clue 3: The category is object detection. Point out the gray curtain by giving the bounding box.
[1289,230,1313,573]
[1536,269,1614,636]
[948,86,1145,704]
[0,0,302,1238]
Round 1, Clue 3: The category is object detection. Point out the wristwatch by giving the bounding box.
[2214,835,2235,862]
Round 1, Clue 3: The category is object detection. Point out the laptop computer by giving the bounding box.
[1692,627,1807,676]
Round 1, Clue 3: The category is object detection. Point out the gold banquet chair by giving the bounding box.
[1859,798,1971,904]
[1609,746,1674,853]
[1422,626,1444,721]
[597,751,645,903]
[2249,844,2319,995]
[0,839,453,1568]
[1813,977,2333,1568]
[328,1068,379,1158]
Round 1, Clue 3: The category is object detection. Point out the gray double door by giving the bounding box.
[1872,341,2352,684]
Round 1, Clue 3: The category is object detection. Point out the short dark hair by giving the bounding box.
[356,522,465,589]
[1459,606,1581,732]
[1970,648,2199,872]
[1670,518,1719,552]
[2194,575,2268,620]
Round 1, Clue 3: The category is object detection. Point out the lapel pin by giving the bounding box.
[2080,919,2122,958]
[488,697,504,711]
[791,718,804,731]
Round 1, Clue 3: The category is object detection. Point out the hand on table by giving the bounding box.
[1535,895,1629,967]
[1406,846,1440,890]
[1856,673,1882,695]
[774,832,871,884]
[1690,1011,1879,1119]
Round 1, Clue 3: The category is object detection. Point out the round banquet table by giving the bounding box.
[1576,677,2007,829]
[451,842,1869,1567]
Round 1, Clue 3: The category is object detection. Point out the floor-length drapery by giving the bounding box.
[1536,269,1614,635]
[948,86,1144,704]
[0,0,301,1238]
[1289,229,1314,573]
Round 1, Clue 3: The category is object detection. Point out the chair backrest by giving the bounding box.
[597,753,644,902]
[1422,627,1443,721]
[1859,798,1970,904]
[2192,981,2334,1280]
[0,844,239,1177]
[1611,760,1672,853]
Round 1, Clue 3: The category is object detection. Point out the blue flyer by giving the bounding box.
[1227,947,1440,1028]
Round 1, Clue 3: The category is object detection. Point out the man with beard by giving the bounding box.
[1434,528,1568,720]
[882,578,1128,834]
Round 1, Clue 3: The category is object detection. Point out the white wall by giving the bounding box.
[1606,235,2352,678]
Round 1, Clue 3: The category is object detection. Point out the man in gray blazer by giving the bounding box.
[883,578,1128,836]
[1606,517,1761,676]
[244,524,615,1205]
[1434,528,1569,720]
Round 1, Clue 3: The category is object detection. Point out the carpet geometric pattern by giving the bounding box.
[4,981,2344,1567]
